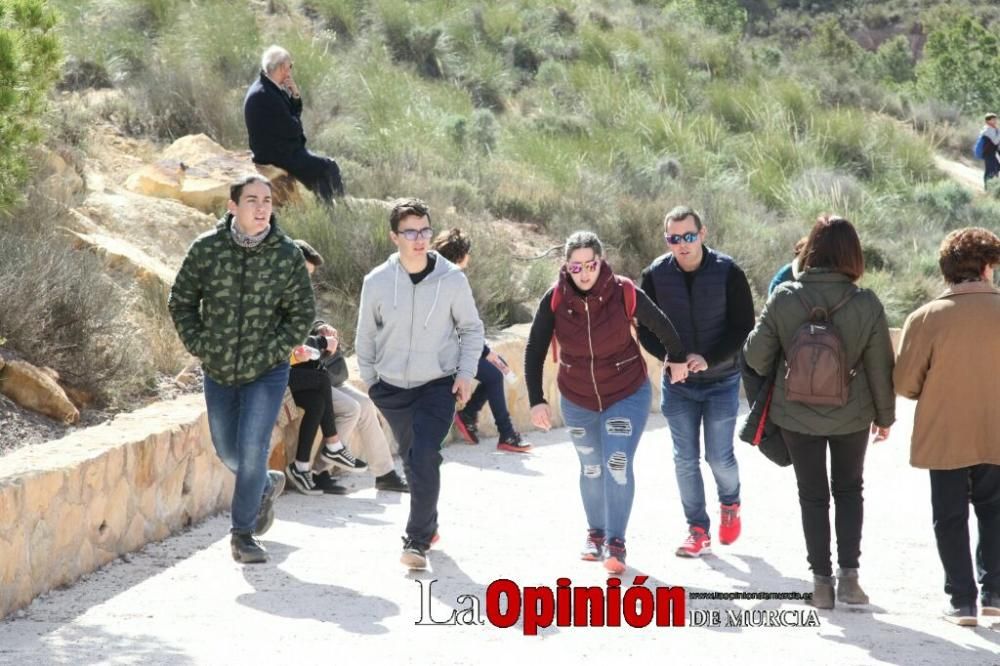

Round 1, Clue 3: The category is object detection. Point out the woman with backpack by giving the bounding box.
[524,231,691,573]
[742,214,895,610]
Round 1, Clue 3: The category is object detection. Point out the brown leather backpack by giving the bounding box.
[784,289,859,407]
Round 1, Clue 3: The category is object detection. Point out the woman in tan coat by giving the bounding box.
[894,227,1000,627]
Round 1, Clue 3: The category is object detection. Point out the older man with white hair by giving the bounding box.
[244,45,344,204]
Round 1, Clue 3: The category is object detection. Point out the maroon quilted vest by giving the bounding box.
[552,262,647,412]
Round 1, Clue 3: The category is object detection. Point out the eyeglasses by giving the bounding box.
[396,227,434,241]
[665,231,700,245]
[566,259,600,274]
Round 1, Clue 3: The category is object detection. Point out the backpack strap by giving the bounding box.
[796,287,858,322]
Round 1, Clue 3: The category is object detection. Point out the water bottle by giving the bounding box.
[503,367,519,386]
[294,344,321,362]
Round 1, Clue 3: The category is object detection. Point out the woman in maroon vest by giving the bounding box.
[525,231,691,573]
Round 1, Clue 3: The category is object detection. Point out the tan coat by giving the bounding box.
[894,281,1000,470]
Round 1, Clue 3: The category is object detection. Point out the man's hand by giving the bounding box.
[285,74,301,99]
[871,423,891,443]
[531,404,552,431]
[316,324,336,337]
[665,361,689,384]
[452,376,473,405]
[486,351,510,373]
[686,353,708,373]
[324,335,339,355]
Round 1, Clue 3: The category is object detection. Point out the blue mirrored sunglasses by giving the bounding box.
[665,231,700,245]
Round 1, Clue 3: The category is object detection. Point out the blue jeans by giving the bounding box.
[561,381,651,543]
[204,362,290,532]
[464,354,515,439]
[661,373,741,532]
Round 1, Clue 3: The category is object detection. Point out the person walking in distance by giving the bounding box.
[637,205,755,558]
[356,198,484,570]
[168,175,315,563]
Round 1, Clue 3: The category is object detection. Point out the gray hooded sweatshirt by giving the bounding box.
[355,251,485,389]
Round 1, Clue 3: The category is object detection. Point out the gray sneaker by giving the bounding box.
[254,470,286,535]
[231,530,268,564]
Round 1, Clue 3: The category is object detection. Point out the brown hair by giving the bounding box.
[663,205,702,231]
[800,214,865,281]
[793,235,809,258]
[229,174,272,203]
[389,197,431,233]
[938,227,1000,284]
[431,228,471,264]
[987,113,998,122]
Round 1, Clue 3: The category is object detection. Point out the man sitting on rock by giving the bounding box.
[244,45,344,205]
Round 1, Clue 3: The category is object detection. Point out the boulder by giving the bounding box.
[125,134,302,214]
[0,360,80,425]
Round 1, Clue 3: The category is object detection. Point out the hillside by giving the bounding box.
[2,0,1000,447]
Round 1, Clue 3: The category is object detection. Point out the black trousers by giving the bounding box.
[369,376,455,548]
[289,367,337,464]
[929,464,1000,608]
[780,428,869,578]
[278,148,344,203]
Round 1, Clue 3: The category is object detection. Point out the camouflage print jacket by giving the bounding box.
[168,214,315,386]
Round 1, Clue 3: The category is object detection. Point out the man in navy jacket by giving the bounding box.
[244,45,344,204]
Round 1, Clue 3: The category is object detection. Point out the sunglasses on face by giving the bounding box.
[665,231,700,245]
[566,259,600,274]
[397,227,434,241]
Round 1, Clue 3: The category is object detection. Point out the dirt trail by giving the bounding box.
[933,154,984,192]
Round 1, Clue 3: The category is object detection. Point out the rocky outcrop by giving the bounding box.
[0,360,80,425]
[124,134,301,214]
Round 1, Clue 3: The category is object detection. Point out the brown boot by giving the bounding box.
[836,568,870,605]
[809,575,835,609]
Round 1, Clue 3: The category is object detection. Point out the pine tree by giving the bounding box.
[0,0,61,212]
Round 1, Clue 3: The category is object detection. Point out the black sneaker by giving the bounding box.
[497,431,532,453]
[943,603,978,627]
[453,410,479,444]
[312,470,349,495]
[401,537,428,570]
[375,469,410,493]
[319,444,368,472]
[231,530,268,564]
[285,462,322,496]
[254,470,285,535]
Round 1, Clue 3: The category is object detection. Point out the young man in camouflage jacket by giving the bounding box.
[169,175,315,563]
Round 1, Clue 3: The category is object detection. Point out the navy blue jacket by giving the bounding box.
[244,72,306,165]
[638,248,755,383]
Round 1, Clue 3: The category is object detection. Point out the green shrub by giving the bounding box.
[0,0,61,212]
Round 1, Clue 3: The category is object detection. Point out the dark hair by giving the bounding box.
[800,214,865,281]
[294,239,324,266]
[564,230,603,261]
[389,197,431,233]
[431,228,471,264]
[663,205,702,231]
[938,227,1000,284]
[229,174,272,204]
[987,113,998,122]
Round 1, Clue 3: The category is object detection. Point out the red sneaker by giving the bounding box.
[676,526,712,558]
[453,412,479,444]
[497,431,532,453]
[604,538,627,574]
[719,502,741,545]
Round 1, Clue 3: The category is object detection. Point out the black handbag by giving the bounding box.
[321,349,349,387]
[739,355,792,467]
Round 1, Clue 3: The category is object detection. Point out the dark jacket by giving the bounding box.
[524,261,686,412]
[244,72,306,165]
[742,269,895,435]
[168,214,315,386]
[638,248,755,383]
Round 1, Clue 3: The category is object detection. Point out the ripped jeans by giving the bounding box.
[560,381,651,544]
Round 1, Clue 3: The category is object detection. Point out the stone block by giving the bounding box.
[22,470,65,522]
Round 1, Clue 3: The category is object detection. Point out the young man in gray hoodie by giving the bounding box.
[356,198,485,570]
